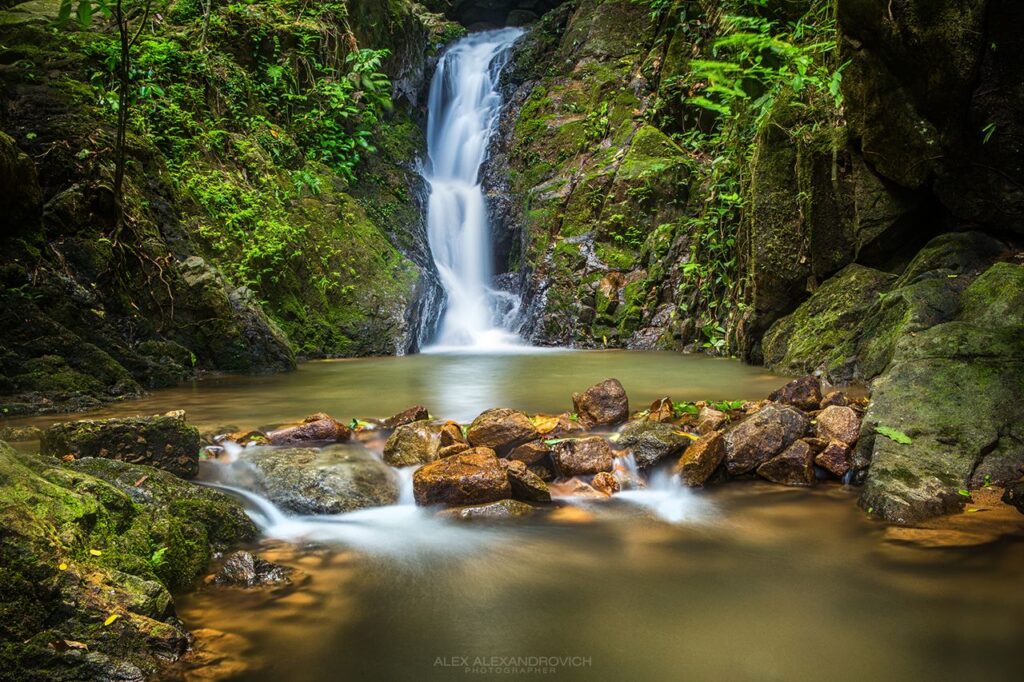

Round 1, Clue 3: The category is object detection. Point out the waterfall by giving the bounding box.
[422,28,524,351]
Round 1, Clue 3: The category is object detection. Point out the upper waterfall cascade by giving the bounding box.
[422,28,525,351]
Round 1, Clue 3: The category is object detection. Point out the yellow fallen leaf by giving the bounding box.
[103,614,120,626]
[58,562,68,571]
[673,431,699,441]
[89,549,103,556]
[966,508,980,513]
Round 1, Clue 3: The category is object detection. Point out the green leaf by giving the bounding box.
[76,0,91,27]
[57,0,72,25]
[875,426,912,445]
[957,489,971,497]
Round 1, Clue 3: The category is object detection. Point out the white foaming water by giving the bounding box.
[422,28,525,351]
[615,470,713,524]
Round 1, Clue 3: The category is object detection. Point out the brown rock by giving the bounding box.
[800,437,829,454]
[507,439,551,465]
[528,459,556,482]
[673,431,726,487]
[723,404,809,475]
[413,448,511,507]
[815,405,861,445]
[466,408,538,454]
[591,471,620,496]
[383,405,430,429]
[553,478,605,498]
[439,421,466,447]
[572,378,629,427]
[552,437,615,477]
[815,441,852,478]
[383,420,440,467]
[501,459,551,502]
[438,499,536,520]
[757,440,816,486]
[438,443,470,458]
[768,375,822,411]
[820,391,850,408]
[695,407,728,434]
[647,397,674,423]
[268,413,351,446]
[219,430,269,446]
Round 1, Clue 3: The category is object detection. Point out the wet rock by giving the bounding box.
[438,499,536,520]
[268,413,352,446]
[465,408,538,454]
[0,425,42,442]
[723,404,810,475]
[800,437,829,455]
[413,448,512,507]
[41,413,201,479]
[438,443,471,458]
[439,420,466,447]
[815,441,852,478]
[673,431,726,487]
[821,391,850,408]
[695,407,728,434]
[508,439,552,465]
[554,478,605,498]
[768,375,822,411]
[501,459,551,502]
[544,413,589,438]
[757,440,816,487]
[528,459,556,482]
[646,397,674,422]
[617,421,689,469]
[384,405,430,429]
[815,405,861,445]
[240,446,398,514]
[212,551,291,588]
[552,437,615,477]
[1002,482,1024,515]
[572,378,629,427]
[591,471,620,496]
[383,420,440,466]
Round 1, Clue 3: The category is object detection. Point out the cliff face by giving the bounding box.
[0,0,462,414]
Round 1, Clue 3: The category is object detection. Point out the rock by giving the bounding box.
[501,459,551,502]
[591,471,620,496]
[383,420,440,466]
[384,405,429,429]
[820,391,850,408]
[507,439,552,465]
[1003,482,1024,515]
[673,431,726,487]
[723,404,809,475]
[767,375,822,411]
[551,437,615,477]
[439,420,466,447]
[528,459,556,482]
[815,441,852,478]
[239,446,398,514]
[413,448,512,507]
[0,425,42,442]
[617,420,690,469]
[646,397,674,422]
[800,437,829,454]
[438,499,536,520]
[757,440,815,487]
[555,478,605,498]
[572,378,629,427]
[212,551,291,588]
[438,443,471,458]
[219,429,270,446]
[41,414,201,479]
[543,413,589,438]
[465,408,538,454]
[268,413,352,446]
[695,407,728,434]
[815,405,861,445]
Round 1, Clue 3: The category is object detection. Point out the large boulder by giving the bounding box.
[383,420,441,466]
[551,437,615,477]
[572,379,629,427]
[465,408,539,454]
[412,448,512,507]
[238,446,399,514]
[268,413,352,446]
[673,431,726,487]
[815,405,861,445]
[723,404,809,475]
[41,413,201,478]
[617,420,690,469]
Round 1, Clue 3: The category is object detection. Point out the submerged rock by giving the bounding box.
[815,405,861,445]
[466,408,539,454]
[383,419,441,466]
[757,440,816,487]
[413,447,512,507]
[767,375,822,411]
[438,498,536,520]
[384,405,430,429]
[673,431,726,487]
[240,446,399,514]
[572,378,629,427]
[723,404,809,475]
[501,458,552,502]
[552,437,615,477]
[268,413,352,446]
[617,420,689,469]
[41,412,201,478]
[213,551,291,588]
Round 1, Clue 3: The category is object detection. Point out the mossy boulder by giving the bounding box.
[0,442,256,679]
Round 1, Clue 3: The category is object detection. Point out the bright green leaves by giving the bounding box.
[56,0,113,28]
[875,426,912,445]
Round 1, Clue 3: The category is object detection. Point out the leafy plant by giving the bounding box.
[875,426,912,445]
